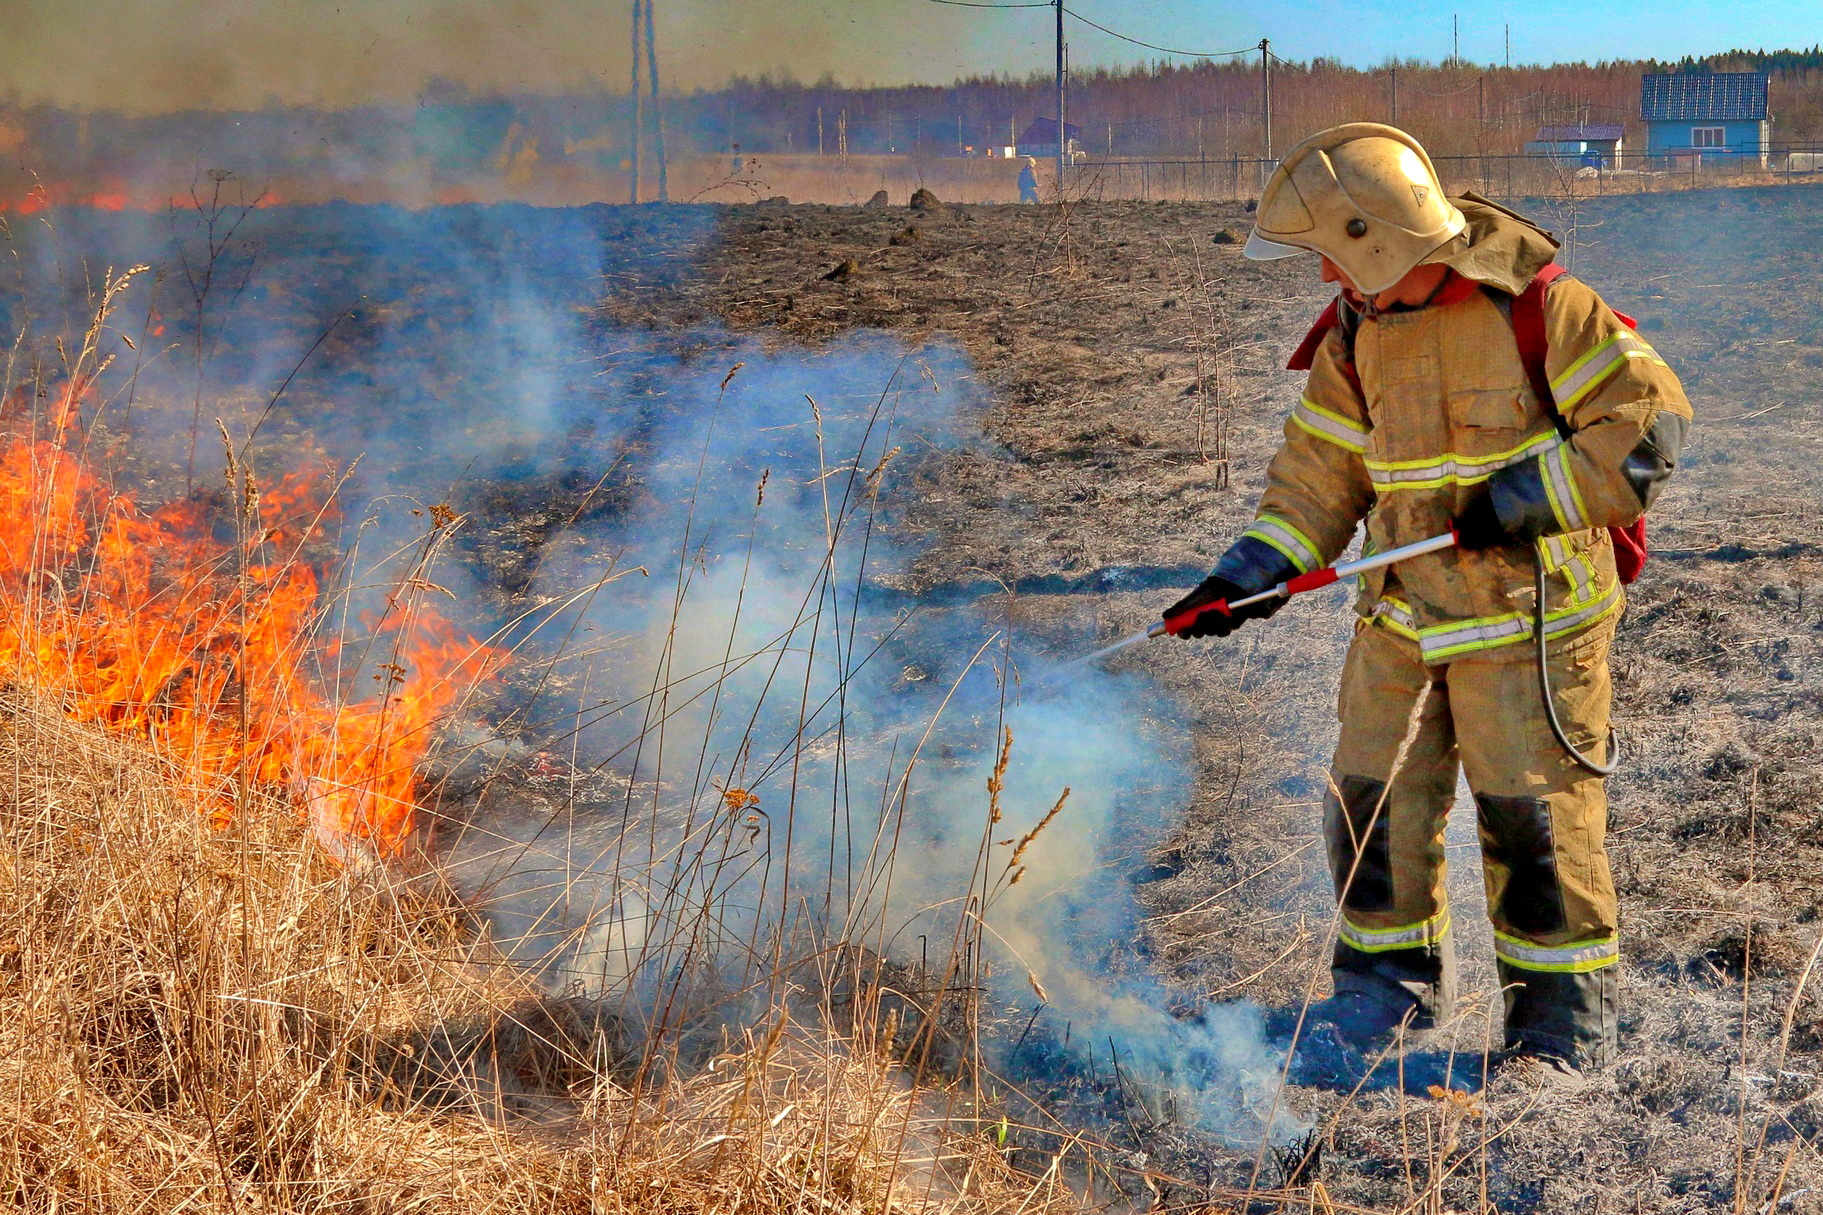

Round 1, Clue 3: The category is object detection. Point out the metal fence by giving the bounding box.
[1062,148,1823,203]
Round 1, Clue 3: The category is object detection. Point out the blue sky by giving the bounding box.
[9,1,1818,114]
[942,1,1822,77]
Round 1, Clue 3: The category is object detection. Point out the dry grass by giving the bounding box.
[0,691,1073,1213]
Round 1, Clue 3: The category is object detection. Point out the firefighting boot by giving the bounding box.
[1500,961,1619,1071]
[1492,1049,1590,1094]
[1269,985,1426,1088]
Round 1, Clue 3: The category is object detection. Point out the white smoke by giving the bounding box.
[2,200,1299,1148]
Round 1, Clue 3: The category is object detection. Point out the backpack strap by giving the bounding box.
[1509,263,1651,583]
[1511,262,1569,409]
[1287,298,1342,372]
[1512,262,1639,412]
[1287,296,1364,396]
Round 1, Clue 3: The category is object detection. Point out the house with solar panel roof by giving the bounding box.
[1640,71,1771,166]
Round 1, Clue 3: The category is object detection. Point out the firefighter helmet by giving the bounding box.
[1244,123,1466,296]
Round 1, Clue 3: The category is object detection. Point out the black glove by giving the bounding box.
[1451,490,1512,551]
[1162,574,1284,639]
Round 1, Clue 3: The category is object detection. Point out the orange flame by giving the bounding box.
[0,401,499,857]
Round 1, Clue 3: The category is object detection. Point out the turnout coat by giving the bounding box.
[1214,196,1693,666]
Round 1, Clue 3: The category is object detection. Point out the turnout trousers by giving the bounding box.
[1325,617,1620,1067]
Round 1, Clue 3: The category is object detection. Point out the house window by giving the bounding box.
[1692,127,1727,148]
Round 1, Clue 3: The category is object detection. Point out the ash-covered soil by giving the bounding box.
[603,187,1823,1213]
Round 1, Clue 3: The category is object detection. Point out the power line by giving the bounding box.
[919,0,1261,59]
[1063,8,1258,58]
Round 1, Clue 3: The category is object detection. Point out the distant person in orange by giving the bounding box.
[1018,156,1040,203]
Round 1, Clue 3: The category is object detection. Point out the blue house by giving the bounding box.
[1640,72,1770,165]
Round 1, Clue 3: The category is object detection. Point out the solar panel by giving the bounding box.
[1640,73,1769,123]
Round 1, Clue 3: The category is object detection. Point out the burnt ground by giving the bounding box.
[599,187,1823,1212]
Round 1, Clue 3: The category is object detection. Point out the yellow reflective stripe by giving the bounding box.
[1565,554,1597,605]
[1538,442,1589,533]
[1417,614,1531,661]
[1540,533,1572,573]
[1563,450,1591,530]
[1550,331,1666,411]
[1411,580,1622,662]
[1493,930,1618,973]
[1244,514,1322,574]
[1371,597,1420,640]
[1292,396,1369,454]
[1339,910,1451,954]
[1364,431,1560,491]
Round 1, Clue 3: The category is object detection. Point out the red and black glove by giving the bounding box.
[1162,574,1284,639]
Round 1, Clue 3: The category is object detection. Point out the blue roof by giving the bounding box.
[1640,73,1769,123]
[1018,117,1082,144]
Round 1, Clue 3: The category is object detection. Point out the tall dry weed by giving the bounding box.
[0,694,1070,1212]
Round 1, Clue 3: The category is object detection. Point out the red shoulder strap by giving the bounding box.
[1513,263,1651,583]
[1514,263,1638,404]
[1287,298,1341,372]
[1512,263,1568,405]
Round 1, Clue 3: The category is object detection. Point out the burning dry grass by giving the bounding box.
[0,690,1078,1212]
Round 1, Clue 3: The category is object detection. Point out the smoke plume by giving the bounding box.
[0,199,1297,1147]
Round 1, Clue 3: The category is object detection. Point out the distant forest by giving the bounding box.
[6,49,1823,203]
[688,50,1823,164]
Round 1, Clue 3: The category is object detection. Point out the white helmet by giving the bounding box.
[1245,122,1466,295]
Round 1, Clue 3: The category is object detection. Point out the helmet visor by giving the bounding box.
[1243,230,1312,261]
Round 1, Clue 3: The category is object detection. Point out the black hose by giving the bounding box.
[1533,546,1619,777]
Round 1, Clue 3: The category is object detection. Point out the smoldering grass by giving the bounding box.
[0,240,1309,1212]
[0,373,1083,1213]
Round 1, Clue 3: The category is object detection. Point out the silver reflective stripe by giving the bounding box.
[1539,441,1589,532]
[1292,396,1369,454]
[1411,579,1621,662]
[1551,331,1666,411]
[1339,911,1451,954]
[1417,614,1532,661]
[1372,598,1419,639]
[1494,931,1619,973]
[1542,580,1621,640]
[1365,431,1559,491]
[1561,553,1595,603]
[1244,514,1323,574]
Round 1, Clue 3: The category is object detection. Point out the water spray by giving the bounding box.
[1059,531,1460,669]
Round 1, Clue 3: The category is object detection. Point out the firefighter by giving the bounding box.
[1018,156,1041,204]
[1166,123,1690,1084]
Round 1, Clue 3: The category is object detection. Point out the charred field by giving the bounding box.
[1,181,1821,1212]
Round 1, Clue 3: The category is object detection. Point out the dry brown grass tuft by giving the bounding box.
[0,692,1073,1212]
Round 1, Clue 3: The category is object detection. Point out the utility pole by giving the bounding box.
[1391,66,1398,123]
[1478,74,1486,189]
[1505,23,1511,69]
[817,106,824,155]
[1055,0,1066,189]
[1260,39,1273,163]
[1452,14,1459,63]
[629,0,642,204]
[644,0,667,202]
